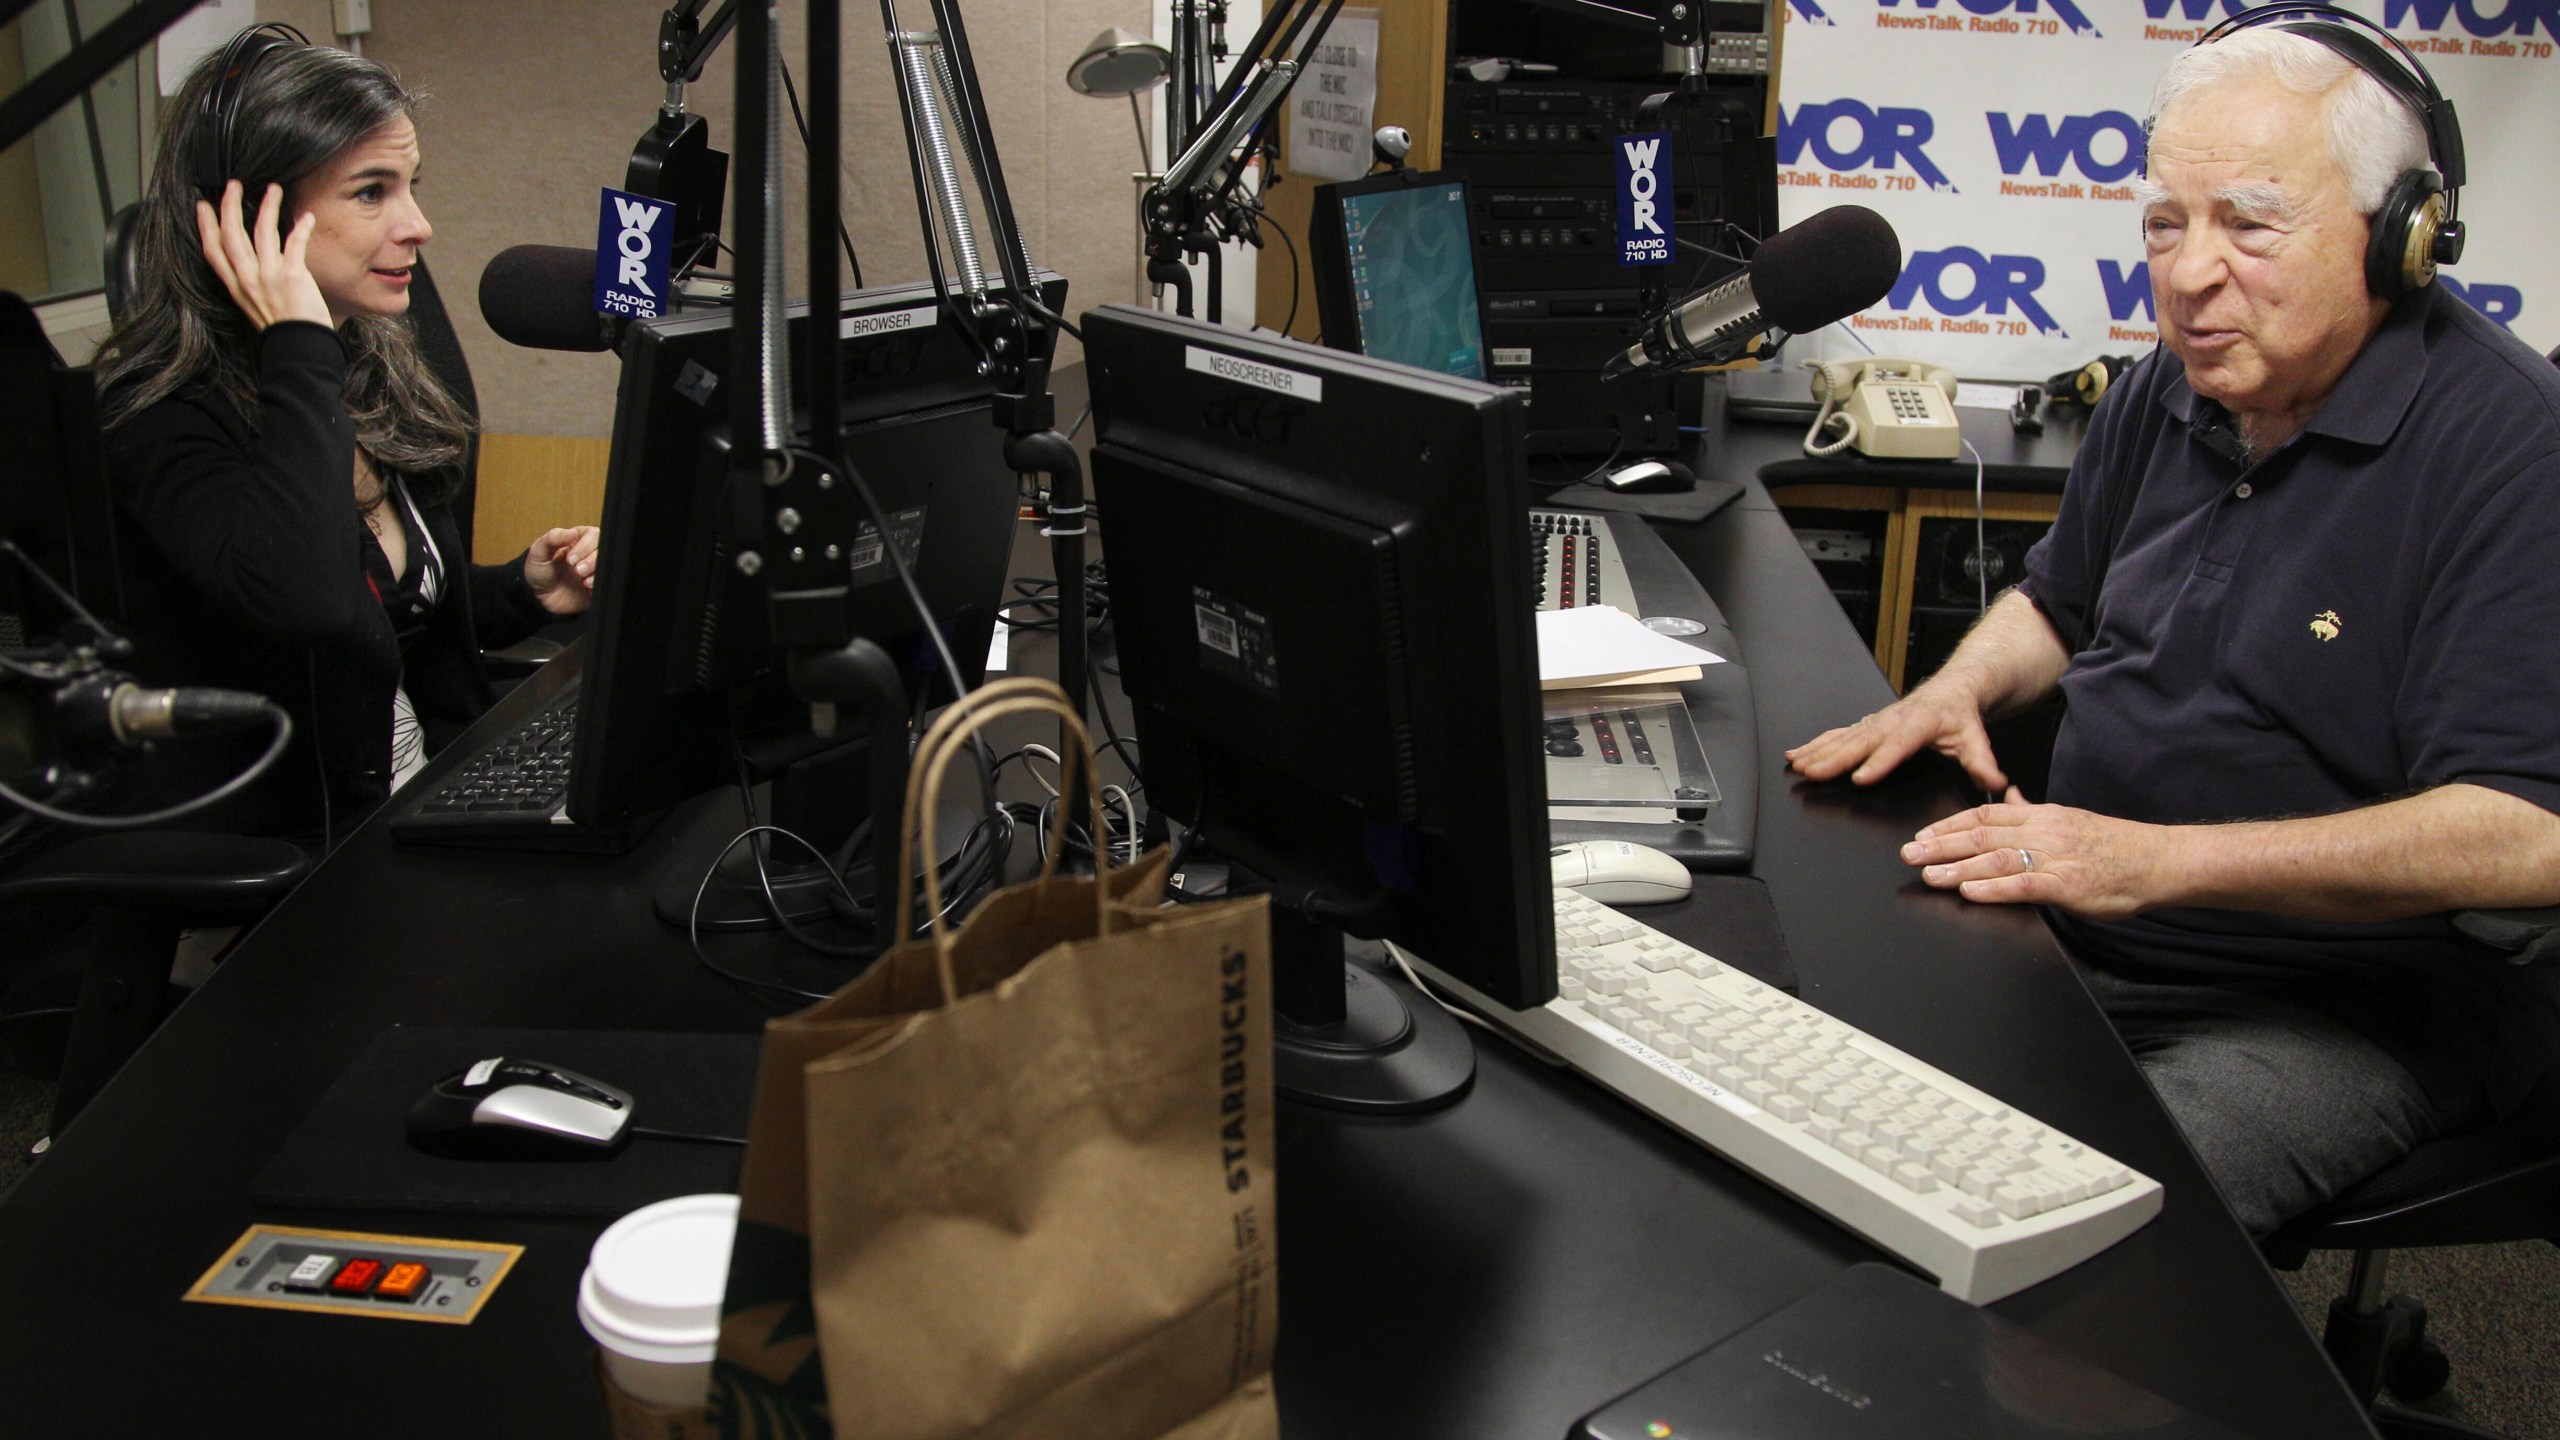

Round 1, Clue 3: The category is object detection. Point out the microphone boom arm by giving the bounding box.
[1141,0,1345,322]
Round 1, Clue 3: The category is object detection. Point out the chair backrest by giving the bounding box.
[0,295,124,633]
[102,204,144,326]
[406,253,482,559]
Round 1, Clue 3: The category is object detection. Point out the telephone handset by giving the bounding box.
[1803,358,1962,460]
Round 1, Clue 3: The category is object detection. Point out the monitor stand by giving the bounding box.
[1270,905,1475,1113]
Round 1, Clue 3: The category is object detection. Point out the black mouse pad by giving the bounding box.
[1656,874,1797,991]
[1572,1264,2243,1439]
[254,1026,762,1219]
[1535,475,1746,525]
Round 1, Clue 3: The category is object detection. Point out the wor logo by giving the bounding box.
[1777,100,1957,193]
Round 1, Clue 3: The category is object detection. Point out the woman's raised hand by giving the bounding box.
[524,526,601,616]
[195,180,332,331]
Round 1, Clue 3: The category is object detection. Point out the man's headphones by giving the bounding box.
[186,22,310,202]
[2192,4,2466,298]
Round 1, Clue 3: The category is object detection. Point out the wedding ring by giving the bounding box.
[2018,848,2035,872]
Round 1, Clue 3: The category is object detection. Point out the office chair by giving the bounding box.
[0,265,317,1142]
[0,834,309,1137]
[5,208,573,1139]
[2,211,497,1122]
[2258,907,2560,1440]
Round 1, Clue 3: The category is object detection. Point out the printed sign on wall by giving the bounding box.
[1775,0,2558,379]
[1288,10,1382,183]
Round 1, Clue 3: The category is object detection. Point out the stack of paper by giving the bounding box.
[1534,606,1723,690]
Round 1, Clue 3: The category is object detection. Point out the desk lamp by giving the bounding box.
[1066,26,1171,166]
[1068,27,1172,311]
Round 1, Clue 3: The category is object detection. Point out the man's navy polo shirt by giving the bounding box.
[2020,284,2560,1117]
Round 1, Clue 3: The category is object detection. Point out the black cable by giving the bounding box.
[0,705,294,829]
[791,448,1003,828]
[728,735,867,959]
[1082,634,1143,792]
[1528,416,1628,497]
[778,57,865,290]
[630,1125,750,1146]
[999,576,1064,630]
[1016,290,1082,343]
[1231,195,1301,339]
[685,822,861,1005]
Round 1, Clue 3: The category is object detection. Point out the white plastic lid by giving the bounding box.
[577,1192,740,1365]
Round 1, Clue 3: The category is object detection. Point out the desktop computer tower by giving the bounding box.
[1903,515,2054,687]
[1777,505,1889,652]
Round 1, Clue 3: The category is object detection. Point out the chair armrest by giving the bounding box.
[483,636,564,679]
[0,832,309,924]
[2452,906,2560,966]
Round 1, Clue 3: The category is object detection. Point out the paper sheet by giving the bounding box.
[1536,606,1723,690]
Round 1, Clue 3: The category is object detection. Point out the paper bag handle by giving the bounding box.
[895,678,1113,1002]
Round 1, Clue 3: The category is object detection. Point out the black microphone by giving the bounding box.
[1602,206,1903,379]
[479,244,624,353]
[47,675,276,749]
[105,685,275,745]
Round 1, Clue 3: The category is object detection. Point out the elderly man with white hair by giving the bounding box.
[1786,17,2560,1235]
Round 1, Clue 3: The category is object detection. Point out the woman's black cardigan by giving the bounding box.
[102,320,549,844]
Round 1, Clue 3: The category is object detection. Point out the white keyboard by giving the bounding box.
[1401,891,2163,1303]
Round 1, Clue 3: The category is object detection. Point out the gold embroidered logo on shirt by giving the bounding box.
[2308,610,2342,642]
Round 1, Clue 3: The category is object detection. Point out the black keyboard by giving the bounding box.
[399,691,575,824]
[390,673,643,852]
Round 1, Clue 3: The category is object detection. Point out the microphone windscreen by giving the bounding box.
[478,244,614,352]
[1748,205,1903,336]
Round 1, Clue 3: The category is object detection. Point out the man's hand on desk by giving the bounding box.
[1783,678,2011,794]
[1900,789,2176,921]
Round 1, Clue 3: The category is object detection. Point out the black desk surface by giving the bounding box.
[0,404,2369,1438]
[1725,391,2090,495]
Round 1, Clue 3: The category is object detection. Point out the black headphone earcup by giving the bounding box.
[2364,169,2444,298]
[190,24,307,202]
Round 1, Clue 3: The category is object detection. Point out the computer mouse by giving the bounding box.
[1601,459,1696,495]
[405,1057,635,1160]
[1550,840,1694,905]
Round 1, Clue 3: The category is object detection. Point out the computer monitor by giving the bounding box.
[570,275,1063,917]
[1308,171,1489,380]
[1083,303,1552,1111]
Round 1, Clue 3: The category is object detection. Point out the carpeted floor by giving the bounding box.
[2277,1242,2560,1438]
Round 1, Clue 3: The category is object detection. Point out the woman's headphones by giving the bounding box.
[186,22,310,202]
[2192,4,2466,299]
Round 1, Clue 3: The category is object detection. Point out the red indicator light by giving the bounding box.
[374,1262,432,1302]
[328,1258,387,1296]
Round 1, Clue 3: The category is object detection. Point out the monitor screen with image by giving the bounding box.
[1311,173,1489,381]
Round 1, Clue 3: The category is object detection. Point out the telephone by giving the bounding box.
[1803,358,1962,460]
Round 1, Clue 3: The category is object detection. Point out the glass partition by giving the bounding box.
[2,1,158,306]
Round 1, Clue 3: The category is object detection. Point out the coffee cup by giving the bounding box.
[579,1192,738,1409]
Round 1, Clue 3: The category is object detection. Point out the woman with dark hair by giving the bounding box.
[93,33,596,847]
